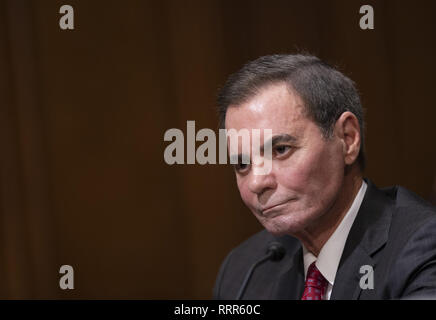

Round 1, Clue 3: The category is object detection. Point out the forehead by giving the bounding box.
[225,83,309,134]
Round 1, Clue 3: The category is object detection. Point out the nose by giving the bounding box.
[247,164,276,195]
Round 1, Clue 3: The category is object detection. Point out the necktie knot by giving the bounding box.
[301,262,328,300]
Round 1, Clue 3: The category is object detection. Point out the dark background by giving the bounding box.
[0,0,435,299]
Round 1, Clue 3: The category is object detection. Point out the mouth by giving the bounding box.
[260,199,294,216]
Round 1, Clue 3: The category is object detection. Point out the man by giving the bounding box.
[213,54,436,300]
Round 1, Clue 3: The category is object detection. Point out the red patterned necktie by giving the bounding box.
[301,261,328,300]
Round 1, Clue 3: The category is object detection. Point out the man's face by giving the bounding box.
[225,83,346,236]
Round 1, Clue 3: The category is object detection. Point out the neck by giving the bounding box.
[297,166,363,256]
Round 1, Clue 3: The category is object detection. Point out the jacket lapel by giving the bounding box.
[330,179,393,300]
[330,245,375,299]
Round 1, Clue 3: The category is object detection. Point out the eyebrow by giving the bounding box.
[229,134,298,163]
[261,134,298,153]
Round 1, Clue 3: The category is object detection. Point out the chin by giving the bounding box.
[260,214,306,237]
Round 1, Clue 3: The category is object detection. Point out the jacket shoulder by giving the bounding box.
[375,185,436,298]
[384,185,436,228]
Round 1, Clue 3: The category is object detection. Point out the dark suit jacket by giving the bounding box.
[213,179,436,300]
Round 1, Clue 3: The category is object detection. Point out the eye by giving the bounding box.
[274,145,291,156]
[234,162,250,174]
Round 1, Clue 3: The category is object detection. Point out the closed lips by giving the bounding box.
[261,200,291,213]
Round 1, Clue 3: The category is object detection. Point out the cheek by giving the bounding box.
[278,143,344,192]
[236,178,254,207]
[275,155,318,191]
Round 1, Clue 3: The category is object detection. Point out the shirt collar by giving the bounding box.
[303,181,368,285]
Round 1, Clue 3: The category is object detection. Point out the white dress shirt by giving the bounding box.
[302,181,367,300]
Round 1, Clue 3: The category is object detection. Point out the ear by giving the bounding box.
[334,111,361,166]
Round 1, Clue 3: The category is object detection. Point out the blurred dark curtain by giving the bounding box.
[0,0,435,298]
[0,0,57,298]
